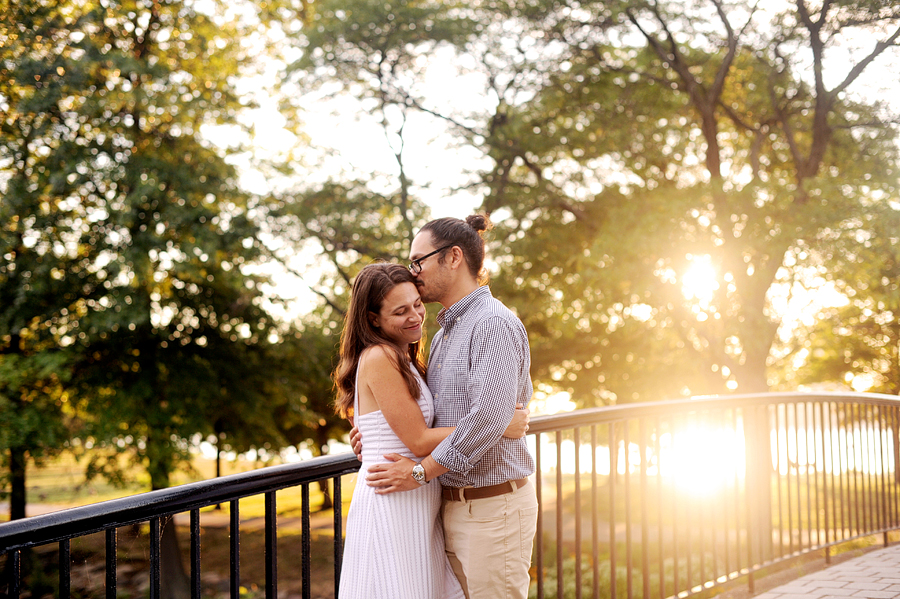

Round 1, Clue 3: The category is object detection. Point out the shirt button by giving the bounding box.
[437,364,442,369]
[444,335,448,340]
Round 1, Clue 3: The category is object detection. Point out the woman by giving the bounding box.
[333,263,527,599]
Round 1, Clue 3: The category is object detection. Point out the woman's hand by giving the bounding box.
[366,454,420,494]
[349,424,363,462]
[502,403,530,438]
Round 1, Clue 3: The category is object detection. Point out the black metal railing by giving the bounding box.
[2,391,899,599]
[0,453,361,599]
[526,391,900,599]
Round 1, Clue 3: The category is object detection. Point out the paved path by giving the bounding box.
[757,545,900,599]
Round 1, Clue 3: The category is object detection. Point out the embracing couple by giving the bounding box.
[333,214,539,599]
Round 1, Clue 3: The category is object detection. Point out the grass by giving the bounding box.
[2,450,337,516]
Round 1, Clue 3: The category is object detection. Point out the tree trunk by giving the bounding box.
[315,431,333,511]
[3,447,33,597]
[9,446,27,521]
[148,437,191,599]
[160,517,191,599]
[214,437,223,510]
[744,404,774,563]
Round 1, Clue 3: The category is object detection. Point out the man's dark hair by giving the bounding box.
[420,214,492,283]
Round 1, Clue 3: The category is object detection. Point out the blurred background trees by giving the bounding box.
[1,0,898,525]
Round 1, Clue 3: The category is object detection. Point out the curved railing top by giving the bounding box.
[528,390,900,433]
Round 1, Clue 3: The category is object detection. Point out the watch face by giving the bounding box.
[413,464,425,482]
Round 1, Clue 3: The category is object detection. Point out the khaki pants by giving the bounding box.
[441,480,538,599]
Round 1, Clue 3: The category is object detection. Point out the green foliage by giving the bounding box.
[275,0,900,408]
[778,199,900,394]
[0,0,285,500]
[264,185,434,452]
[287,0,477,88]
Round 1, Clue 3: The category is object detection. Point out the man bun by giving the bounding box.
[465,214,492,234]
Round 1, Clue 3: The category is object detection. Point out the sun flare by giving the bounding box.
[682,255,719,306]
[663,425,745,497]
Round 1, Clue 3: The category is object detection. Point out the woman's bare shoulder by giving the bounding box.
[359,344,399,372]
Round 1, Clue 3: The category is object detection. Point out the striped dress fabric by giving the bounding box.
[339,366,464,599]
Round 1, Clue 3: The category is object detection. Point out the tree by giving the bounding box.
[779,198,899,396]
[279,0,900,407]
[0,0,110,521]
[474,0,900,403]
[263,181,434,421]
[267,322,343,509]
[260,0,449,458]
[2,0,281,596]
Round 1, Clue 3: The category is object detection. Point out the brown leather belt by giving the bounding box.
[442,478,528,502]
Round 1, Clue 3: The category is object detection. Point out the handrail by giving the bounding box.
[0,452,361,552]
[527,391,900,433]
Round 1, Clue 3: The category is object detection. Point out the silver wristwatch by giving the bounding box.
[411,462,427,485]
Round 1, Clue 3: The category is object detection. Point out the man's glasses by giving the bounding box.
[408,244,454,274]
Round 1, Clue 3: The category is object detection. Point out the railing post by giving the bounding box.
[333,475,343,598]
[7,549,21,599]
[190,510,201,599]
[105,528,116,599]
[591,425,599,599]
[536,432,544,599]
[230,500,240,599]
[302,483,311,599]
[574,426,582,599]
[60,539,70,599]
[556,430,564,599]
[150,518,160,599]
[609,423,617,599]
[640,419,649,599]
[265,491,277,599]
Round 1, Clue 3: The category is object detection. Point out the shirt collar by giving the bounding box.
[437,285,492,328]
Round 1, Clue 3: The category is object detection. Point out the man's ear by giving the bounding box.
[449,246,465,270]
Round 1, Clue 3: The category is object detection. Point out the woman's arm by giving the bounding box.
[360,346,453,457]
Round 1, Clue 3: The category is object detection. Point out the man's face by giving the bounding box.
[409,231,452,305]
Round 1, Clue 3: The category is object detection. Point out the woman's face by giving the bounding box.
[372,282,426,348]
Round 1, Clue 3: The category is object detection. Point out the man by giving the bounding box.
[363,214,538,599]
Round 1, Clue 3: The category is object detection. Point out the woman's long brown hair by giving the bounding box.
[333,263,427,418]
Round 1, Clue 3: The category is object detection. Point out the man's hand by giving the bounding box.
[366,454,420,494]
[503,403,530,438]
[349,425,362,462]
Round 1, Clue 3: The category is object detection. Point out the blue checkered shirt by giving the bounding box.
[428,285,535,488]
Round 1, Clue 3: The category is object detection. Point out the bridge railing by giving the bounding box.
[2,391,899,599]
[0,453,361,599]
[527,392,900,599]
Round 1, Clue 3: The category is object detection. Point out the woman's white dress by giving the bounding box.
[339,367,464,599]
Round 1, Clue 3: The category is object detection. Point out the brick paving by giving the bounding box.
[755,545,900,599]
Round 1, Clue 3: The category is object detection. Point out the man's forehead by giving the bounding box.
[409,231,435,257]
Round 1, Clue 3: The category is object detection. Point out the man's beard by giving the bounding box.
[416,277,445,304]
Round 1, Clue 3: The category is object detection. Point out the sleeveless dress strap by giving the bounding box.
[353,361,361,421]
